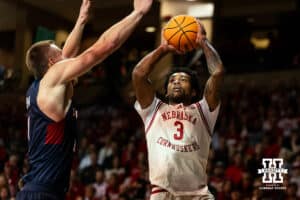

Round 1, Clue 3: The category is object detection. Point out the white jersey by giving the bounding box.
[135,97,220,196]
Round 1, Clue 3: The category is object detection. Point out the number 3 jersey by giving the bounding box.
[134,97,220,196]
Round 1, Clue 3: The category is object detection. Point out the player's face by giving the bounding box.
[166,72,194,104]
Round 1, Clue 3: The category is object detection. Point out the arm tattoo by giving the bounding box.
[202,40,223,75]
[202,40,224,110]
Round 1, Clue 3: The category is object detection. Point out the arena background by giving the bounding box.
[0,0,299,199]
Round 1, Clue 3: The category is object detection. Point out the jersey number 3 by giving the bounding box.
[173,121,184,140]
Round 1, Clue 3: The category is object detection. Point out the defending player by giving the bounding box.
[132,22,224,200]
[16,0,153,199]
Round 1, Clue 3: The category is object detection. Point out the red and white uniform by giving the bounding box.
[135,97,220,197]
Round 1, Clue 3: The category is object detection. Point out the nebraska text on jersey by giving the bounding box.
[161,110,197,125]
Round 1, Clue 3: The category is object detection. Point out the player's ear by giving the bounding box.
[48,58,54,67]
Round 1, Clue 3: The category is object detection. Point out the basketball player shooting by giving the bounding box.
[132,22,224,200]
[16,0,153,199]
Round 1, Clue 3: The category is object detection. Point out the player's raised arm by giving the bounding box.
[62,0,91,58]
[132,30,180,108]
[196,22,225,111]
[47,0,153,85]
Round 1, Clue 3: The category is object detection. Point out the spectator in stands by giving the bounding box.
[225,152,244,186]
[92,169,108,199]
[80,150,101,185]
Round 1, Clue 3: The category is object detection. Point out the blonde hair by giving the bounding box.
[25,40,54,79]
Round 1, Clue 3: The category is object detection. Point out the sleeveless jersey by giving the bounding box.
[23,80,77,194]
[135,97,220,196]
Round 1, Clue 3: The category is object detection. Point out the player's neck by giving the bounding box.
[169,100,191,106]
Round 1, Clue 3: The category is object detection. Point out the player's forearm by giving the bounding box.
[202,40,224,75]
[62,21,85,58]
[202,40,225,110]
[63,11,148,80]
[99,10,145,53]
[133,45,168,79]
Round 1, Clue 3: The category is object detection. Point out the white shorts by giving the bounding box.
[150,186,215,200]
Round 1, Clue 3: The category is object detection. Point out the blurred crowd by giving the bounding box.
[0,79,299,200]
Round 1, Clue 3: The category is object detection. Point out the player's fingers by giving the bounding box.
[168,45,184,54]
[196,19,206,36]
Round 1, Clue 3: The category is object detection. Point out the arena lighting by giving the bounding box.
[250,37,270,49]
[145,26,156,33]
[188,3,214,18]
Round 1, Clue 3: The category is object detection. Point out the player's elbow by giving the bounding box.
[213,65,225,77]
[213,71,225,81]
[132,65,147,81]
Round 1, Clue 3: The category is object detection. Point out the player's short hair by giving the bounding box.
[164,67,201,102]
[26,40,54,79]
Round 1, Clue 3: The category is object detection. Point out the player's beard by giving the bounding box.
[167,91,189,104]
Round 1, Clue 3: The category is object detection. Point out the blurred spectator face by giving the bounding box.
[4,163,11,175]
[80,137,88,149]
[127,142,134,152]
[137,152,145,162]
[108,174,117,187]
[84,184,96,199]
[253,177,262,188]
[287,183,297,197]
[9,154,18,167]
[242,173,252,188]
[255,143,262,155]
[90,151,98,165]
[218,137,226,150]
[252,187,262,198]
[231,190,241,200]
[223,180,232,193]
[70,169,78,182]
[95,170,105,183]
[111,142,118,154]
[291,161,300,177]
[214,163,224,176]
[234,153,242,166]
[112,156,120,168]
[0,175,7,188]
[22,158,30,174]
[0,187,9,199]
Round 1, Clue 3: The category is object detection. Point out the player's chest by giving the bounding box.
[153,105,202,142]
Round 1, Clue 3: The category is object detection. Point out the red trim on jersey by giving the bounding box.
[145,101,163,134]
[151,185,168,194]
[195,102,212,136]
[151,189,168,194]
[45,120,64,144]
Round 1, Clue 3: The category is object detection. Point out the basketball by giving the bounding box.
[163,15,199,52]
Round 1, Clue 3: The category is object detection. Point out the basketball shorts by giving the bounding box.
[150,185,215,200]
[16,183,65,200]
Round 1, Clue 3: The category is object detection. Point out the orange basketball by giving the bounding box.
[163,15,199,52]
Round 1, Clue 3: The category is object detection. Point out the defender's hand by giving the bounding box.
[78,0,91,25]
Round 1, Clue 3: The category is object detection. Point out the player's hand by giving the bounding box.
[160,30,184,54]
[78,0,91,25]
[134,0,153,15]
[195,20,207,49]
